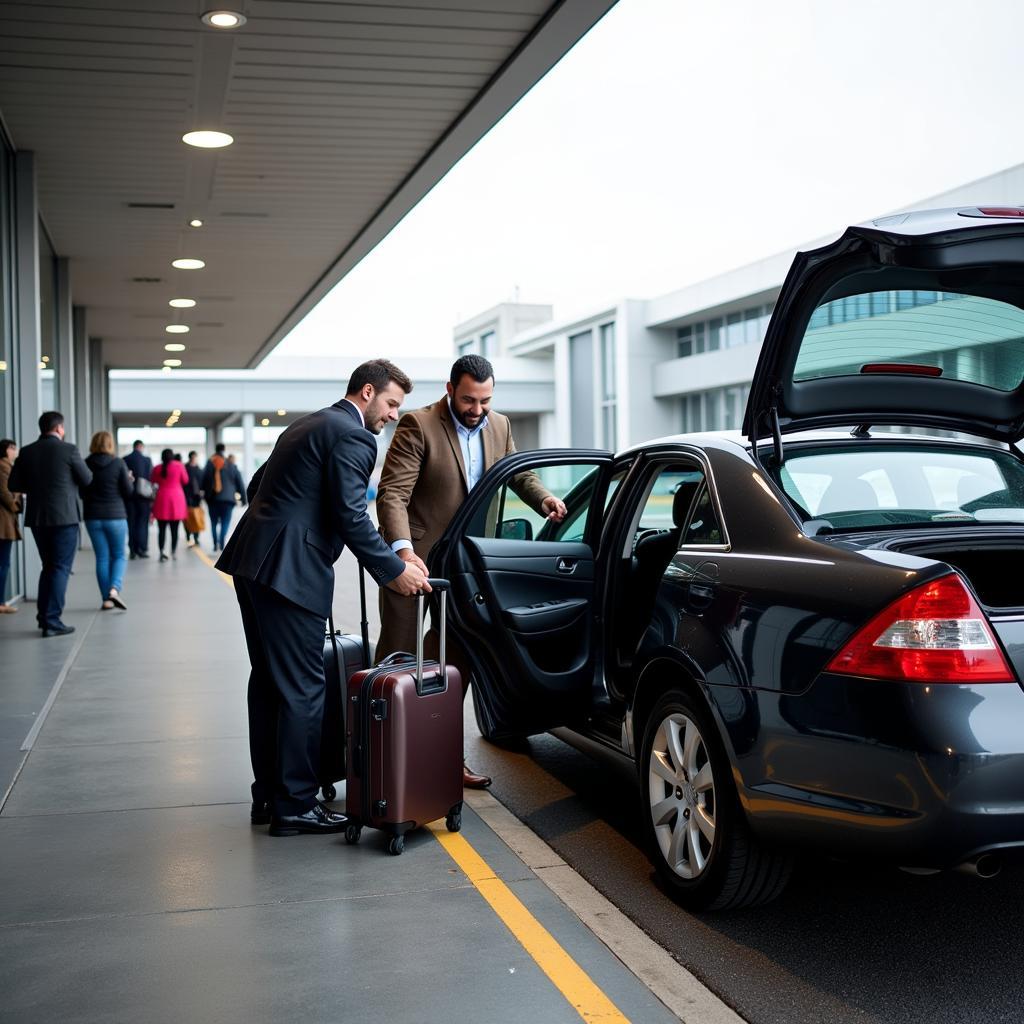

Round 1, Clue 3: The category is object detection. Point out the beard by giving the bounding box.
[452,406,483,430]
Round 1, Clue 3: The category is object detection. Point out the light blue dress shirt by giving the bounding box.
[391,401,489,552]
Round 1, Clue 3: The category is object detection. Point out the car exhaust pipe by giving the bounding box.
[955,853,1002,879]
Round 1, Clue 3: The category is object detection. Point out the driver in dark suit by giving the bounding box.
[217,359,429,837]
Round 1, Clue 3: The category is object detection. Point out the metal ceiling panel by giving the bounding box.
[0,0,617,369]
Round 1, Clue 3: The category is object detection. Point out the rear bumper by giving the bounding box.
[714,676,1024,867]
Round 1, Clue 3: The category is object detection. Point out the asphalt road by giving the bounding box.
[464,714,1024,1024]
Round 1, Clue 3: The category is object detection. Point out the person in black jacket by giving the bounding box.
[7,410,92,637]
[81,431,133,611]
[201,444,247,551]
[123,440,153,559]
[184,450,203,546]
[216,359,430,837]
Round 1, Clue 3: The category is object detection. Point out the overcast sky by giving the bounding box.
[266,0,1024,365]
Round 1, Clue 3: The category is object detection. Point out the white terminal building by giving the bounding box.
[108,161,1024,470]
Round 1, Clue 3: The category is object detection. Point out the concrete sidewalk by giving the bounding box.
[0,540,681,1023]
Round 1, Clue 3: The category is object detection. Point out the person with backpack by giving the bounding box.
[201,443,247,551]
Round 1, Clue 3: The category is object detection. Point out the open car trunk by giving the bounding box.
[876,532,1024,611]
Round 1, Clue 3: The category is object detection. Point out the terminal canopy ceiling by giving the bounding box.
[0,0,615,369]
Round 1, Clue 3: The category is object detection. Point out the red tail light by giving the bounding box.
[826,573,1015,683]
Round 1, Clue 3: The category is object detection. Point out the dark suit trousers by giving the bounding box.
[127,497,151,554]
[31,524,78,629]
[235,576,326,816]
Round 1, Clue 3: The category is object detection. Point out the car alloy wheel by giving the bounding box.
[648,711,716,880]
[640,687,793,910]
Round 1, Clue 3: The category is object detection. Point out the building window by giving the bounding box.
[675,303,775,360]
[480,330,496,357]
[600,322,617,448]
[682,383,752,433]
[456,337,477,356]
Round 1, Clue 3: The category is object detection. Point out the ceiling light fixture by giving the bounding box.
[201,10,247,29]
[173,410,182,416]
[189,219,203,228]
[277,409,286,416]
[260,418,270,426]
[38,361,46,369]
[164,343,187,352]
[41,355,50,363]
[172,258,205,270]
[165,324,190,334]
[163,358,183,367]
[162,366,172,373]
[182,130,234,149]
[169,298,196,309]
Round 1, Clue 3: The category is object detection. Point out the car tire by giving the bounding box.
[640,688,792,910]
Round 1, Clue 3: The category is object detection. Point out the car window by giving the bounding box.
[683,484,724,545]
[544,464,629,543]
[794,290,1024,391]
[637,469,703,531]
[774,444,1024,530]
[468,461,609,542]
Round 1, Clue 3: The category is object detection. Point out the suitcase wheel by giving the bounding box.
[322,784,337,802]
[387,835,405,856]
[445,811,462,833]
[345,825,362,845]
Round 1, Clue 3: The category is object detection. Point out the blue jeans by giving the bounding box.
[31,524,79,629]
[208,502,234,549]
[0,538,12,604]
[85,519,128,600]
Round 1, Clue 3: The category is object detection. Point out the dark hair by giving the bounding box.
[187,450,197,459]
[0,438,15,460]
[450,355,494,389]
[215,443,225,455]
[346,358,413,397]
[39,410,64,434]
[173,452,182,461]
[133,440,144,449]
[161,447,173,465]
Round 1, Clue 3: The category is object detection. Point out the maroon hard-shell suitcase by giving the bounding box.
[344,580,463,855]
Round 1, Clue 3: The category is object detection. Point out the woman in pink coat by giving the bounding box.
[150,449,189,561]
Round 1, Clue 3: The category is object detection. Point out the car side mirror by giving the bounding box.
[499,518,533,541]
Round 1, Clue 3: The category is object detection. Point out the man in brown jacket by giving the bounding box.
[375,354,567,788]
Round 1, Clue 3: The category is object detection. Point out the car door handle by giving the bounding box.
[556,558,578,574]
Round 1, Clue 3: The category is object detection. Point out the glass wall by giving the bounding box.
[599,321,617,448]
[38,220,57,410]
[0,131,19,601]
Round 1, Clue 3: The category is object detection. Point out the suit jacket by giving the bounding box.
[216,400,405,617]
[123,449,152,491]
[8,434,91,528]
[376,396,550,563]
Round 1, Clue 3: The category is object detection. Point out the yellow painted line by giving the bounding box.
[192,545,234,588]
[428,821,630,1024]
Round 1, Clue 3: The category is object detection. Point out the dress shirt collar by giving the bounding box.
[447,398,488,438]
[342,398,365,427]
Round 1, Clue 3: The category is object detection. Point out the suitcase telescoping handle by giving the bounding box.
[415,578,450,696]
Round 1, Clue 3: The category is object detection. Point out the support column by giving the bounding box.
[89,338,104,434]
[56,258,76,442]
[73,306,91,446]
[14,151,42,600]
[241,411,255,477]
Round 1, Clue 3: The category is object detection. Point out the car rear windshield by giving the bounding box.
[774,443,1024,531]
[794,290,1024,390]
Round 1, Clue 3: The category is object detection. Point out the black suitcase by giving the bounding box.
[319,568,372,801]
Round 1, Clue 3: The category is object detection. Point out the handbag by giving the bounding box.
[186,505,206,533]
[134,476,154,500]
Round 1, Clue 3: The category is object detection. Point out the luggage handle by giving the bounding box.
[326,564,370,669]
[416,578,450,696]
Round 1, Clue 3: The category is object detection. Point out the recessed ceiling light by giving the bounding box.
[164,343,187,352]
[162,366,172,373]
[169,298,196,309]
[172,409,182,416]
[189,219,203,228]
[38,361,46,369]
[163,358,183,367]
[182,131,234,149]
[261,418,270,426]
[201,10,247,29]
[41,355,50,363]
[172,258,205,270]
[0,361,7,371]
[165,324,190,334]
[277,409,286,416]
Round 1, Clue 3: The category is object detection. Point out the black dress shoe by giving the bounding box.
[42,625,75,638]
[269,802,348,837]
[251,799,272,825]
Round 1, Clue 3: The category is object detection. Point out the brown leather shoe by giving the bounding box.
[463,763,491,789]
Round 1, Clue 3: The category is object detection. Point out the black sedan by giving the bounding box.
[430,206,1024,909]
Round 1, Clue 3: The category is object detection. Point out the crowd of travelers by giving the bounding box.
[0,413,247,634]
